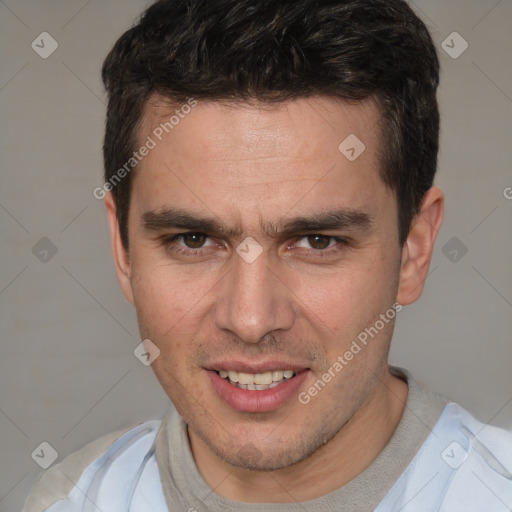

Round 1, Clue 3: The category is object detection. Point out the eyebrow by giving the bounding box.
[142,207,374,238]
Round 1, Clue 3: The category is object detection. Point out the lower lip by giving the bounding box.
[207,370,310,413]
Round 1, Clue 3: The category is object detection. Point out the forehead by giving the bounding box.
[132,95,391,227]
[140,94,382,160]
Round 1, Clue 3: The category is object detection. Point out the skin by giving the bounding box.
[105,95,443,502]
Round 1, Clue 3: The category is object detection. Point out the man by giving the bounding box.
[23,0,512,510]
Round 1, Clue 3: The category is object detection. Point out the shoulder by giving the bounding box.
[378,402,512,511]
[437,403,512,509]
[437,402,512,465]
[22,420,162,512]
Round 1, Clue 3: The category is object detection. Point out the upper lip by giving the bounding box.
[205,360,309,374]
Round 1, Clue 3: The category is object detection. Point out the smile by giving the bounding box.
[208,367,310,412]
[217,370,296,390]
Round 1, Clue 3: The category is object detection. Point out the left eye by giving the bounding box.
[295,235,338,250]
[175,233,215,249]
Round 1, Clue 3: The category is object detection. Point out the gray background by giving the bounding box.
[0,1,511,510]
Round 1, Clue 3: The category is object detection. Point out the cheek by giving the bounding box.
[130,265,212,398]
[130,260,215,340]
[292,259,393,335]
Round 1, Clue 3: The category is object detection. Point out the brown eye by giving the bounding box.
[182,233,207,248]
[307,235,332,250]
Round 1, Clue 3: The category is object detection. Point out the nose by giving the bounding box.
[213,250,296,344]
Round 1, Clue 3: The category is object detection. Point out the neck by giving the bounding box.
[189,367,408,503]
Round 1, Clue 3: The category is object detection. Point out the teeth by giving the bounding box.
[272,370,284,381]
[254,371,273,385]
[217,369,296,389]
[237,372,254,385]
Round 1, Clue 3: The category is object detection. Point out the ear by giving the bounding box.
[105,193,134,305]
[397,187,444,306]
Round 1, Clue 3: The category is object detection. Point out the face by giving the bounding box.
[108,95,424,471]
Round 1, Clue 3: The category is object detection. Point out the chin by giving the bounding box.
[200,426,326,472]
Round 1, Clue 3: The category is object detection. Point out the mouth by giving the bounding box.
[216,369,296,390]
[206,364,310,413]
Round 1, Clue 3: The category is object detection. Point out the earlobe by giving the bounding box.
[105,193,135,305]
[397,187,444,306]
